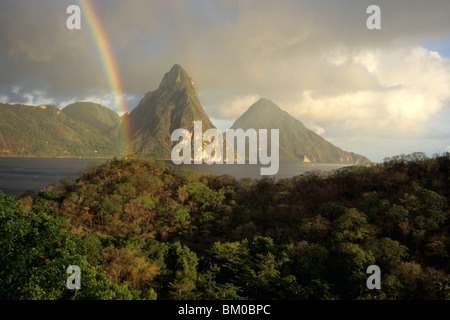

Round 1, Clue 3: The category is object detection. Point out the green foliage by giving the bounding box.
[0,191,134,299]
[332,208,371,243]
[156,242,198,299]
[2,153,450,300]
[401,183,447,231]
[81,234,103,266]
[331,242,376,298]
[114,183,136,202]
[293,242,329,283]
[186,181,225,211]
[0,103,121,157]
[203,237,306,299]
[38,190,62,201]
[62,102,119,134]
[386,204,409,222]
[368,237,409,270]
[139,196,158,220]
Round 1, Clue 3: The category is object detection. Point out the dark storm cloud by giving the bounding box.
[1,0,450,103]
[1,0,450,161]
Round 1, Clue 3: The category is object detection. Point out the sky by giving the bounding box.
[1,0,450,163]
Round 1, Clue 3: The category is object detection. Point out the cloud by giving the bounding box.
[208,94,261,119]
[285,46,450,140]
[1,0,450,160]
[2,0,450,100]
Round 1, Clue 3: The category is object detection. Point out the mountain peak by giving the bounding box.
[159,64,194,91]
[248,98,282,112]
[232,99,371,164]
[238,98,285,121]
[129,64,216,158]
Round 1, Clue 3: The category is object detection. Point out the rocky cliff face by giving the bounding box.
[128,64,217,159]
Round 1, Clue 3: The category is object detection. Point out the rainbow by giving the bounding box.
[78,0,131,155]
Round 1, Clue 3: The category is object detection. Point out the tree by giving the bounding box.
[298,215,331,243]
[292,242,329,284]
[331,242,376,299]
[195,265,243,299]
[204,237,302,299]
[332,208,371,244]
[100,246,159,294]
[366,237,409,270]
[154,242,198,299]
[113,182,136,202]
[185,181,225,212]
[0,192,135,300]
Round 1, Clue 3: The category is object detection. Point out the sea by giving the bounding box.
[0,157,351,197]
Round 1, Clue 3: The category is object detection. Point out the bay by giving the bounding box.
[0,158,111,197]
[0,158,351,197]
[177,162,351,180]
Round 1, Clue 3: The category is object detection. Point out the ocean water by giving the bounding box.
[0,158,111,197]
[0,158,351,197]
[178,162,350,180]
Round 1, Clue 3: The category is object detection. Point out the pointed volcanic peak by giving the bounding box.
[159,64,196,91]
[231,98,371,164]
[233,98,286,127]
[128,64,216,158]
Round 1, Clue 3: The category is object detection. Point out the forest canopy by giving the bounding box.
[1,152,450,300]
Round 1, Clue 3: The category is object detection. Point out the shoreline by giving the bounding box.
[0,156,368,165]
[0,156,115,159]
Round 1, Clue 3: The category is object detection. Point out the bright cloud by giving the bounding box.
[208,94,261,119]
[286,45,450,140]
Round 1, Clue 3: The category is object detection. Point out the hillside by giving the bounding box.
[231,98,371,164]
[2,152,449,300]
[0,103,120,157]
[62,102,120,134]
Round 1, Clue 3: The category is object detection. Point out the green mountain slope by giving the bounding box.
[0,103,120,157]
[62,102,119,134]
[231,98,371,164]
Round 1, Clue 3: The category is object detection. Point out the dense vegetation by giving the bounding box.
[1,152,450,299]
[62,102,120,135]
[0,103,122,157]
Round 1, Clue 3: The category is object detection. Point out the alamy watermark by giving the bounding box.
[66,5,81,30]
[366,265,381,290]
[67,4,381,31]
[366,5,381,30]
[171,121,280,175]
[66,265,81,290]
